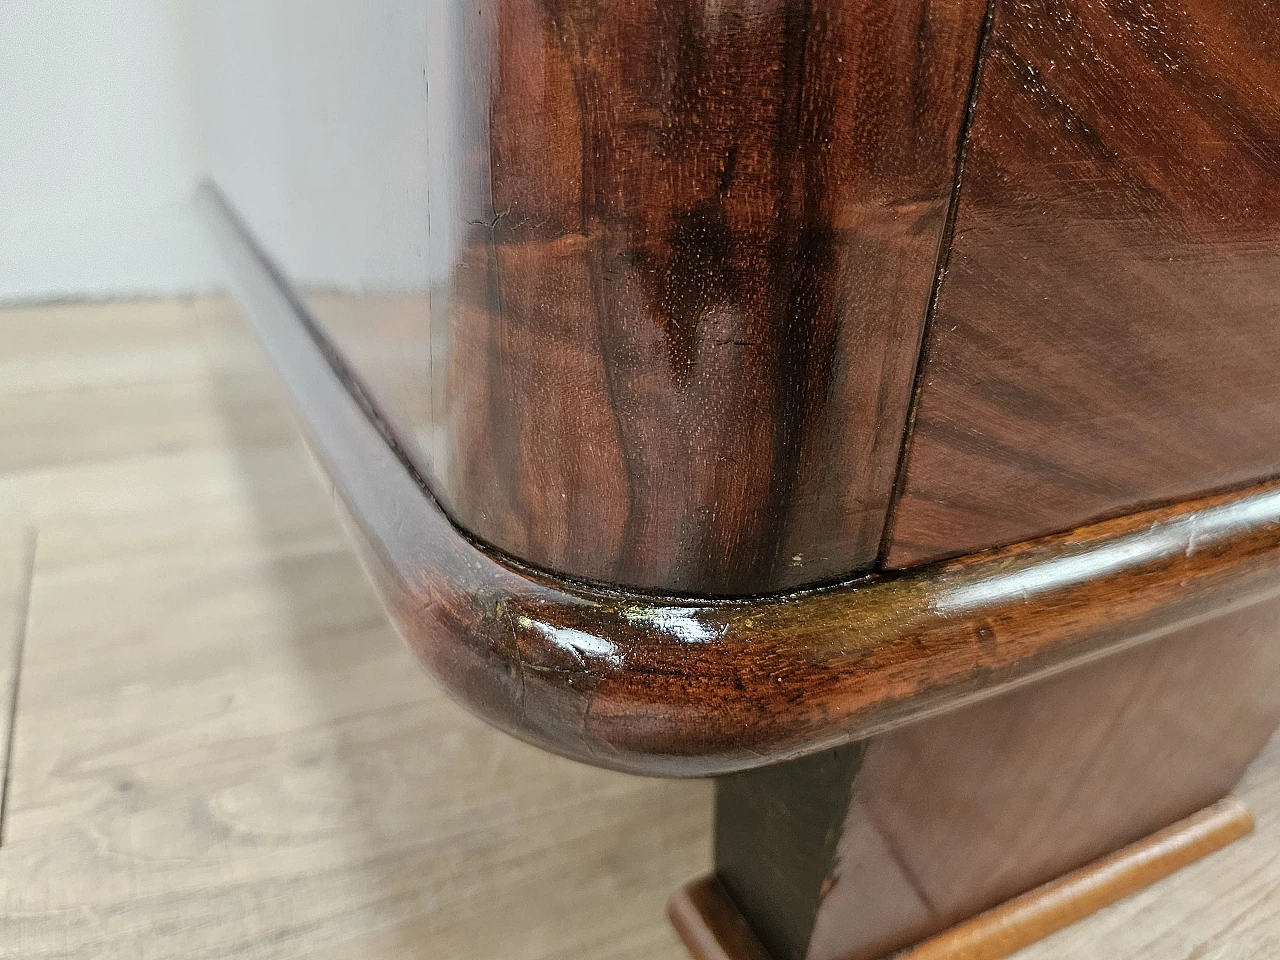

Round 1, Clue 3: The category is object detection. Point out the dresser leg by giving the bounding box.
[670,797,1252,960]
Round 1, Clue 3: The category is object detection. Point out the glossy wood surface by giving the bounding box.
[714,601,1280,960]
[210,184,1280,777]
[371,0,989,596]
[887,0,1280,567]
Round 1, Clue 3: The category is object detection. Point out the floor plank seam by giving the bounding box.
[0,526,37,847]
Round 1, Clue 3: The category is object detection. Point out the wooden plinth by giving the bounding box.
[669,797,1254,960]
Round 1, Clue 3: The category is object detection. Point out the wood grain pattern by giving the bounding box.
[886,0,1280,567]
[354,0,990,596]
[209,184,1280,778]
[672,799,1253,960]
[806,599,1280,960]
[1021,729,1280,959]
[711,600,1280,960]
[899,798,1254,960]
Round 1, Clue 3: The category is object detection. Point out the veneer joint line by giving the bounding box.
[877,0,998,570]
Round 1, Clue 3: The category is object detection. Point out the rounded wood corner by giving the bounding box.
[207,183,1280,779]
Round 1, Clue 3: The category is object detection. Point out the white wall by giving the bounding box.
[1,1,216,301]
[181,0,436,293]
[1,1,437,302]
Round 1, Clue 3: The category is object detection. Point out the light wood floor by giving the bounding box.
[0,296,1276,959]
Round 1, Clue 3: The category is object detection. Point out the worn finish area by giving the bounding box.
[887,0,1280,567]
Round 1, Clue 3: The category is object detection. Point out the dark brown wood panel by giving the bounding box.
[210,180,1280,778]
[675,799,1253,960]
[715,746,862,960]
[886,0,1280,568]
[899,798,1253,960]
[715,599,1280,960]
[374,0,990,595]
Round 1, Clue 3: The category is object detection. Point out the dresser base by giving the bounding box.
[669,796,1252,960]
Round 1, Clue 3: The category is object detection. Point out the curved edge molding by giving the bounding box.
[203,183,1280,778]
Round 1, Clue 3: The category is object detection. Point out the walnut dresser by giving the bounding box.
[197,0,1280,956]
